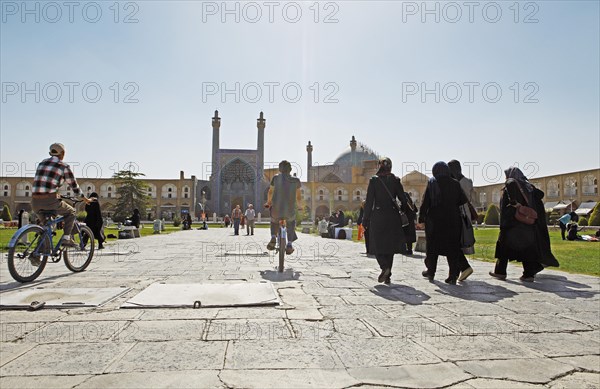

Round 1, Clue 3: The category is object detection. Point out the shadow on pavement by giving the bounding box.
[506,274,600,299]
[259,268,302,282]
[371,284,431,305]
[435,281,518,303]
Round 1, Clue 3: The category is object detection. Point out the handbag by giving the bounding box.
[507,183,538,225]
[467,201,478,222]
[377,177,409,227]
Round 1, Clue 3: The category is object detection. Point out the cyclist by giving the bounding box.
[265,160,302,254]
[31,143,92,248]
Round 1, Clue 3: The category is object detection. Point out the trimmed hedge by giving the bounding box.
[484,204,500,225]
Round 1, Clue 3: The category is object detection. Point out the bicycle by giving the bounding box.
[7,196,95,283]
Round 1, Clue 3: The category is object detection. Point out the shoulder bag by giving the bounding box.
[378,177,409,227]
[507,183,538,225]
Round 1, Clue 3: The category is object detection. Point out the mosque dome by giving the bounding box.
[333,140,379,167]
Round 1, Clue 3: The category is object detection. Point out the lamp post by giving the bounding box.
[569,182,575,212]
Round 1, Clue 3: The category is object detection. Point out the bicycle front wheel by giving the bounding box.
[7,225,50,283]
[64,225,95,272]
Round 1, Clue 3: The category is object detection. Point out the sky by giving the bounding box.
[1,0,599,186]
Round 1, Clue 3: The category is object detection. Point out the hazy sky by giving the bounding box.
[1,1,599,186]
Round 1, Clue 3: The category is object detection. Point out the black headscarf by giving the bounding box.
[504,167,533,192]
[376,157,393,176]
[448,159,464,181]
[428,161,450,207]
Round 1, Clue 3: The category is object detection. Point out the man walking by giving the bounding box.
[245,203,256,235]
[231,205,242,235]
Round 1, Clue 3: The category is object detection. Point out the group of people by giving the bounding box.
[24,143,572,285]
[359,157,559,285]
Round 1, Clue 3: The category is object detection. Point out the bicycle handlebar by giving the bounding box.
[59,195,85,203]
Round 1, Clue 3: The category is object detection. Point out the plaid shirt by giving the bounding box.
[32,156,81,196]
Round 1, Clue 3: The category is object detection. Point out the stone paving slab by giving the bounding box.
[75,370,223,388]
[225,339,343,369]
[0,375,91,389]
[220,369,359,388]
[347,362,472,388]
[105,340,227,372]
[456,358,575,384]
[1,343,132,376]
[1,227,599,388]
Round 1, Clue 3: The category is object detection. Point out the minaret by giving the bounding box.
[350,135,357,167]
[211,110,220,180]
[256,112,266,209]
[306,141,313,182]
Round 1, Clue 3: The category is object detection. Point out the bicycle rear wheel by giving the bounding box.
[278,232,286,273]
[7,225,50,283]
[64,225,95,272]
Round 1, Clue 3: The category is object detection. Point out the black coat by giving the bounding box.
[494,179,559,267]
[363,175,406,255]
[418,176,467,256]
[402,194,417,244]
[84,201,103,230]
[84,201,104,241]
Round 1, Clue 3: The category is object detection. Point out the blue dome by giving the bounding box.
[334,143,378,166]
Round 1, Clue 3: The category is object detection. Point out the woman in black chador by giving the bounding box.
[491,167,558,282]
[362,157,407,284]
[84,192,105,249]
[418,162,468,284]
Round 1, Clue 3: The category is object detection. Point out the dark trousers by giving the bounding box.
[364,226,371,254]
[559,221,567,240]
[233,218,240,235]
[376,253,394,271]
[494,257,544,278]
[32,197,76,235]
[424,252,462,279]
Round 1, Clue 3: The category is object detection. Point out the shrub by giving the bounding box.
[173,216,181,227]
[76,211,87,222]
[589,203,600,226]
[484,204,500,225]
[477,212,486,225]
[579,216,588,226]
[1,204,12,221]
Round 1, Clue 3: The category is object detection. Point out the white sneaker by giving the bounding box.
[61,236,77,248]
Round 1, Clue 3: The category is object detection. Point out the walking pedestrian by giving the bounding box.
[490,167,559,282]
[245,203,256,235]
[362,157,407,284]
[418,162,468,285]
[84,192,105,249]
[232,205,242,235]
[448,159,475,281]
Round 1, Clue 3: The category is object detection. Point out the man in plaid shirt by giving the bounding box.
[32,143,92,247]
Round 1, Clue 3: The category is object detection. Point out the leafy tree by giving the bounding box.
[1,204,12,221]
[589,203,600,226]
[484,204,500,225]
[112,170,150,222]
[578,216,588,227]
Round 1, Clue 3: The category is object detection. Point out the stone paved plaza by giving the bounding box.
[1,227,599,388]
